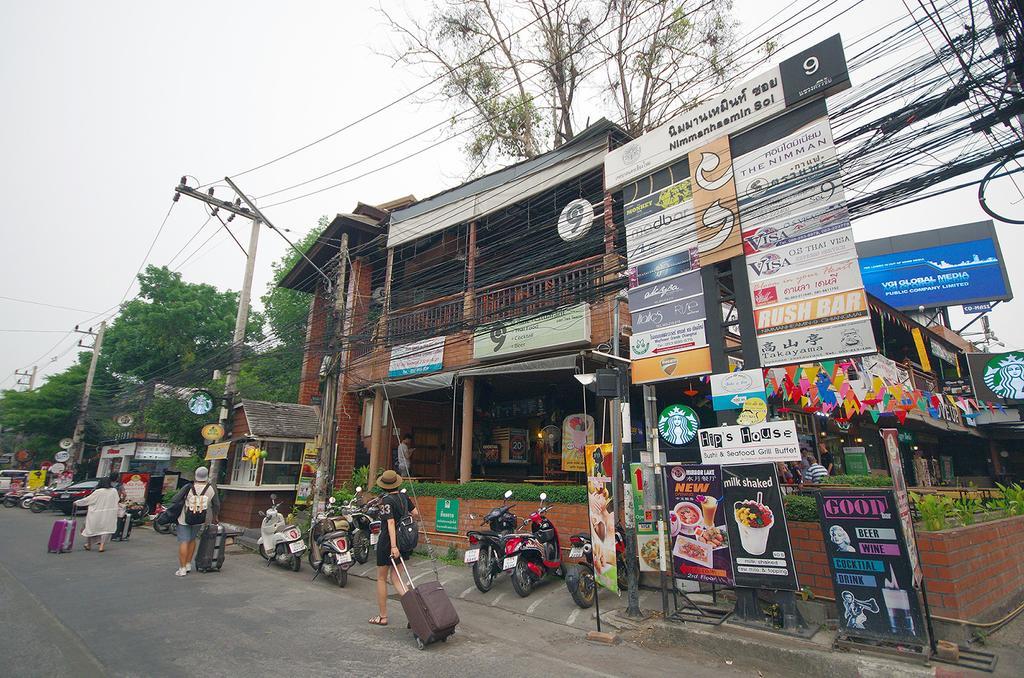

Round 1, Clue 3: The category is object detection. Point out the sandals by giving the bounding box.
[368,615,388,626]
[83,544,91,551]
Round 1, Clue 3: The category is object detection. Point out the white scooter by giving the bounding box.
[257,494,304,572]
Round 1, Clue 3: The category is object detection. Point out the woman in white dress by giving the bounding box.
[74,477,121,552]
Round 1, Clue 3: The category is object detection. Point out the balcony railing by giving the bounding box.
[475,255,605,324]
[386,293,465,343]
[383,255,608,343]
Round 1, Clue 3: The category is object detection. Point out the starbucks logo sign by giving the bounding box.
[984,352,1024,399]
[658,404,699,446]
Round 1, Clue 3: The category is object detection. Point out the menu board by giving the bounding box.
[721,464,800,591]
[816,489,928,646]
[664,464,733,585]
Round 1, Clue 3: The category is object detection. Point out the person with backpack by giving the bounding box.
[368,470,418,626]
[169,466,220,577]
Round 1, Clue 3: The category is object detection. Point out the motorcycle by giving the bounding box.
[3,488,27,508]
[152,502,178,535]
[310,497,354,587]
[503,492,563,598]
[28,487,57,513]
[564,526,628,609]
[464,489,518,592]
[345,486,375,565]
[257,494,304,571]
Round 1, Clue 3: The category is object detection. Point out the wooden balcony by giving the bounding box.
[382,255,609,343]
[475,255,605,324]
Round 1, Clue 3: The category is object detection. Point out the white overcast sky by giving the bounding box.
[1,0,1021,390]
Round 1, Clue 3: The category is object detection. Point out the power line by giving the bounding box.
[0,296,102,314]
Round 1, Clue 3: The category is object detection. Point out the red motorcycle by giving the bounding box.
[502,492,562,598]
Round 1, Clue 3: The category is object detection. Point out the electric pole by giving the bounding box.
[14,366,37,390]
[69,322,105,477]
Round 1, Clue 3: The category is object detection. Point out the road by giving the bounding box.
[0,508,755,678]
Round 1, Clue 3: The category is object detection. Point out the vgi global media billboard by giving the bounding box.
[856,221,1012,310]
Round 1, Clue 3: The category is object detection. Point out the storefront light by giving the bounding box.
[912,445,919,451]
[855,437,863,443]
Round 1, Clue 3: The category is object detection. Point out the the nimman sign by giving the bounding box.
[610,35,871,379]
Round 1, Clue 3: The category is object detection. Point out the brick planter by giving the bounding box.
[409,495,588,560]
[788,515,1024,622]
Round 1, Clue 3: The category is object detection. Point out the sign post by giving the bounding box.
[435,498,460,534]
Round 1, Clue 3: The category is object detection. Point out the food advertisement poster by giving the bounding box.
[815,489,928,645]
[880,429,922,583]
[721,464,799,591]
[664,464,733,585]
[293,442,319,506]
[585,444,618,592]
[119,473,150,504]
[561,414,594,472]
[631,462,665,572]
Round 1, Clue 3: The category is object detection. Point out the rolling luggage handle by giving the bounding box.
[391,555,416,590]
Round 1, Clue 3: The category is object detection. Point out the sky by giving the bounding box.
[1,0,1021,391]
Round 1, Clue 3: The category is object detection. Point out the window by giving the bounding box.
[231,446,257,486]
[261,441,305,486]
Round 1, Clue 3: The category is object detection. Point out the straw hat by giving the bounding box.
[377,469,404,490]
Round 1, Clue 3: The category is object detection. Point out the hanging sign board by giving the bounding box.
[757,317,874,367]
[722,464,799,591]
[561,414,593,472]
[816,489,928,646]
[665,464,733,585]
[627,271,704,312]
[204,441,231,461]
[585,444,619,592]
[710,368,767,411]
[697,420,800,465]
[119,473,150,504]
[293,442,319,506]
[473,304,591,360]
[879,429,921,584]
[389,336,445,378]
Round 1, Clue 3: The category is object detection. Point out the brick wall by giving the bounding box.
[788,516,1024,622]
[220,489,297,529]
[409,495,589,560]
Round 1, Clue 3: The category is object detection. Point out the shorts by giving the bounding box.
[177,523,201,543]
[376,537,412,567]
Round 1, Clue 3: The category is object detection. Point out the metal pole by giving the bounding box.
[614,292,643,618]
[70,321,105,476]
[213,217,260,486]
[643,384,670,616]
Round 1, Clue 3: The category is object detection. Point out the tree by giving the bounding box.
[380,0,738,169]
[100,265,260,386]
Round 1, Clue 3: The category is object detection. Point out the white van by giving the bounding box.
[0,469,29,491]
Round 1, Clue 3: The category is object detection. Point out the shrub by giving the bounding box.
[994,482,1024,516]
[951,497,981,526]
[783,494,819,522]
[911,492,953,531]
[819,474,893,487]
[406,481,586,504]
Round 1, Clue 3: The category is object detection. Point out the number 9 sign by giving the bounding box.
[803,56,819,76]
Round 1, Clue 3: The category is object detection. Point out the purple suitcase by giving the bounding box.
[392,557,459,649]
[48,517,76,553]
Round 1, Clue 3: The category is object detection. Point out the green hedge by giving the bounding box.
[819,474,893,487]
[783,494,819,522]
[406,481,586,505]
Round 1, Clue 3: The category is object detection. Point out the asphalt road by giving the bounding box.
[0,508,752,678]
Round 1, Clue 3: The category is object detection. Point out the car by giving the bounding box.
[0,470,29,492]
[51,480,100,515]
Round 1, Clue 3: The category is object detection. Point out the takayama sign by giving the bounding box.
[816,489,927,646]
[604,35,850,189]
[757,318,874,367]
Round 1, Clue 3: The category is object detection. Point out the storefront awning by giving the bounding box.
[380,372,454,398]
[458,354,579,377]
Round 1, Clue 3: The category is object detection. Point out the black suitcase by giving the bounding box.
[393,557,459,649]
[112,514,133,541]
[195,524,227,572]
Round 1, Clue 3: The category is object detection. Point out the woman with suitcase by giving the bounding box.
[74,477,120,552]
[368,470,417,626]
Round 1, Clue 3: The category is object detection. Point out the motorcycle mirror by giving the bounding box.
[328,497,336,504]
[539,492,547,502]
[355,486,362,493]
[504,490,513,499]
[270,493,278,502]
[401,488,407,494]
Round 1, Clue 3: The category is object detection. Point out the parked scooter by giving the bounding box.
[564,526,628,608]
[503,492,563,597]
[345,486,375,564]
[464,490,518,592]
[311,497,354,587]
[152,502,178,535]
[28,487,56,513]
[257,494,304,571]
[18,489,40,509]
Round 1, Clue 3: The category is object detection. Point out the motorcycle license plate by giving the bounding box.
[569,547,584,559]
[370,533,379,546]
[464,548,480,564]
[502,555,518,571]
[288,541,305,554]
[338,552,352,564]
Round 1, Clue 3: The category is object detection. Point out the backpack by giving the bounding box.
[183,484,211,526]
[394,495,419,554]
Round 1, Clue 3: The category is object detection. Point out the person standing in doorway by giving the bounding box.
[169,466,219,577]
[74,477,120,553]
[819,442,835,475]
[368,470,418,626]
[396,434,414,477]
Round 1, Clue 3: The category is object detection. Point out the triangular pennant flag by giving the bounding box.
[894,410,908,424]
[869,410,880,423]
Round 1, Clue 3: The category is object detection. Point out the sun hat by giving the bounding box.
[195,467,210,482]
[376,469,404,490]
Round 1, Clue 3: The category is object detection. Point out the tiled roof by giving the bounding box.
[239,399,319,439]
